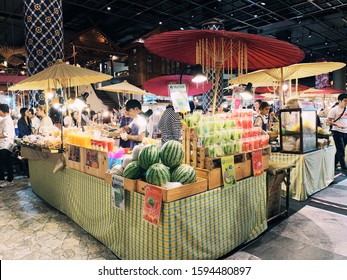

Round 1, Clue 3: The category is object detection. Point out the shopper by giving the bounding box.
[0,103,16,188]
[118,107,132,148]
[17,107,32,138]
[81,110,91,128]
[327,93,347,172]
[64,111,79,127]
[253,99,262,122]
[29,108,40,134]
[254,101,274,132]
[36,105,54,134]
[158,104,182,144]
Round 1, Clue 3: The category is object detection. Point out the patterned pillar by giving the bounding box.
[201,21,224,112]
[24,0,64,106]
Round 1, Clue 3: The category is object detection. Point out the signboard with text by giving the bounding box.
[169,84,190,112]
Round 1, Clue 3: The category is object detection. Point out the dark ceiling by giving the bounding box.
[1,0,347,66]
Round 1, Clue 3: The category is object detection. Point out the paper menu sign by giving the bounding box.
[169,84,190,112]
[111,175,125,210]
[252,149,263,177]
[221,155,236,188]
[142,185,163,227]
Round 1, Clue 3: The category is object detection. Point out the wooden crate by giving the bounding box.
[83,148,108,179]
[235,159,252,180]
[136,177,208,202]
[196,167,223,190]
[262,154,269,170]
[195,154,253,190]
[65,144,85,172]
[104,172,137,191]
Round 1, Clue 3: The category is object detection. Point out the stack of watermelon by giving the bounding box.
[122,140,197,187]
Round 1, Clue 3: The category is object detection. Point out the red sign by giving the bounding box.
[252,149,263,177]
[142,185,163,226]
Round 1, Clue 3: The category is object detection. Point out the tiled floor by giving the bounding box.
[0,176,118,260]
[1,174,347,260]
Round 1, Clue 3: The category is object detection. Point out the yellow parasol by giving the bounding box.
[8,59,112,91]
[229,62,346,104]
[97,80,154,96]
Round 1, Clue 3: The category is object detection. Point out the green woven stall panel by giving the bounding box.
[28,157,65,210]
[121,174,267,260]
[61,169,120,255]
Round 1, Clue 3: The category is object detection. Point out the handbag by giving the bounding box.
[330,106,346,131]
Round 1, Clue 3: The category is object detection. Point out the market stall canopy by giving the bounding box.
[97,80,153,95]
[8,59,112,91]
[229,62,346,86]
[144,30,305,72]
[255,84,309,94]
[144,75,212,97]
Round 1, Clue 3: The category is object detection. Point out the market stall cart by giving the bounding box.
[23,147,267,260]
[270,146,335,201]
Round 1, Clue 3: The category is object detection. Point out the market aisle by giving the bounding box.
[227,176,347,260]
[0,176,118,260]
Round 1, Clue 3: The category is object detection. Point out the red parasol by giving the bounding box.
[145,30,304,113]
[145,30,305,72]
[301,87,345,95]
[255,84,309,94]
[144,75,212,97]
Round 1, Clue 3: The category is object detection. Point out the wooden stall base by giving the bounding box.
[136,177,208,202]
[196,154,269,190]
[104,172,137,191]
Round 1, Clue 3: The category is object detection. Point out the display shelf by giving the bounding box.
[18,142,61,153]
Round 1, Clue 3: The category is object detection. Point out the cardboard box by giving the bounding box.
[267,190,281,219]
[136,177,208,202]
[104,172,137,191]
[266,171,285,219]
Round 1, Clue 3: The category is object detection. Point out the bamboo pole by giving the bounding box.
[211,68,221,115]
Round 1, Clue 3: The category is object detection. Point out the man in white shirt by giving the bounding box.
[327,93,347,172]
[29,108,40,134]
[0,104,15,187]
[120,99,148,149]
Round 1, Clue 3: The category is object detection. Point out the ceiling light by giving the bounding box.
[325,39,328,45]
[107,7,111,11]
[159,21,162,25]
[254,14,258,18]
[308,32,312,38]
[261,2,266,5]
[180,27,184,30]
[342,18,347,24]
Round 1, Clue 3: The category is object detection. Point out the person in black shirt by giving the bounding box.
[17,107,32,138]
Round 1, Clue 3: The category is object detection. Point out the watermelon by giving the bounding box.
[146,163,170,186]
[160,140,184,168]
[138,145,160,170]
[110,164,123,176]
[171,164,196,184]
[131,144,144,160]
[123,161,142,179]
[121,154,133,168]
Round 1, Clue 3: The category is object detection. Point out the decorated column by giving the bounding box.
[24,0,64,106]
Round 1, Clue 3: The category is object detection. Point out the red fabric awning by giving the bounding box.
[0,75,27,84]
